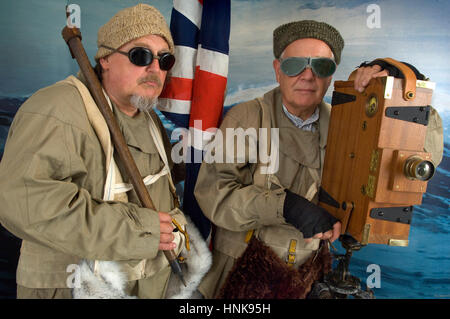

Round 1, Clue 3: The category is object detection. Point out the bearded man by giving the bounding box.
[0,4,210,299]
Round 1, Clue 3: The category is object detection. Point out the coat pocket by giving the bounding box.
[255,223,320,269]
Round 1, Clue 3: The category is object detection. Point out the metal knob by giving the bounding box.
[404,156,435,181]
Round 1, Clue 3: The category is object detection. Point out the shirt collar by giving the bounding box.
[282,104,320,131]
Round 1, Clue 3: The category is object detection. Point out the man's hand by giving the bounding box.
[353,64,389,93]
[305,220,341,243]
[158,212,176,250]
[283,190,341,243]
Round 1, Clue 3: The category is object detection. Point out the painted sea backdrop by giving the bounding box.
[0,94,449,299]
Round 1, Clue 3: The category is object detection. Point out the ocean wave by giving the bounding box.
[224,83,278,106]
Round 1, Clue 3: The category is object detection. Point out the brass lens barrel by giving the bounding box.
[404,156,435,181]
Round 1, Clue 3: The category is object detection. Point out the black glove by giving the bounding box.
[359,60,426,80]
[283,189,339,239]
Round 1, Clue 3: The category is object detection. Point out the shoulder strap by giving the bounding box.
[63,75,128,203]
[252,96,283,191]
[252,97,271,189]
[145,110,180,208]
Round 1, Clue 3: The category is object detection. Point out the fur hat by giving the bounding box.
[95,4,174,61]
[273,20,344,64]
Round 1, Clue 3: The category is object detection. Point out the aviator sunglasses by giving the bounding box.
[101,45,176,71]
[280,57,336,78]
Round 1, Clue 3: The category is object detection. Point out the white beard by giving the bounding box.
[130,94,158,112]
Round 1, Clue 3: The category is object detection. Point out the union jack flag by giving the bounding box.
[159,0,231,240]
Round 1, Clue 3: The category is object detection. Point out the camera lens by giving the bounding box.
[415,161,434,181]
[404,156,435,181]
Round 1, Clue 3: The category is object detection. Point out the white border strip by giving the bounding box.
[170,46,197,79]
[158,98,191,115]
[196,45,229,78]
[173,0,203,29]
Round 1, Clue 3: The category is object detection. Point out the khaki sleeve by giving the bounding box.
[424,106,444,167]
[0,110,161,261]
[194,103,286,233]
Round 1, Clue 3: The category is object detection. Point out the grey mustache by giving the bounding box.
[138,74,162,86]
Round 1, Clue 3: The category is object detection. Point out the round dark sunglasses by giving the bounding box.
[101,45,176,71]
[280,57,336,78]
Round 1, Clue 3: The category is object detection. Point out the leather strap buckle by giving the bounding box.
[286,239,297,267]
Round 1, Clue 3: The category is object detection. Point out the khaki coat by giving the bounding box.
[0,77,185,298]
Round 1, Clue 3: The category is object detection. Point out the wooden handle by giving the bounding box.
[347,57,417,101]
[377,58,417,101]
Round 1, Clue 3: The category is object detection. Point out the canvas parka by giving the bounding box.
[0,76,185,298]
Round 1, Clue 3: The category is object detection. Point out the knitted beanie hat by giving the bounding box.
[95,4,174,61]
[273,20,344,64]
